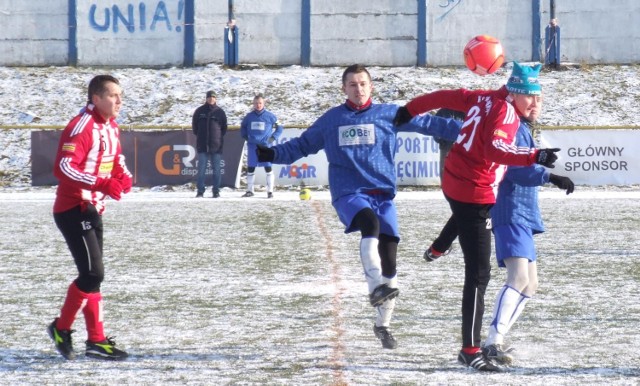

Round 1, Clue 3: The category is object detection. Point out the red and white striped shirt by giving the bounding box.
[406,87,537,204]
[53,104,129,214]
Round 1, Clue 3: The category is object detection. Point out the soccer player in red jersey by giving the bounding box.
[394,62,560,371]
[47,75,131,361]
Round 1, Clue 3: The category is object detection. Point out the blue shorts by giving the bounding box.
[333,193,399,238]
[246,142,272,168]
[492,224,536,267]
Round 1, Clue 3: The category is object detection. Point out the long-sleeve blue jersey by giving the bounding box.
[240,109,283,146]
[271,102,461,201]
[491,122,550,233]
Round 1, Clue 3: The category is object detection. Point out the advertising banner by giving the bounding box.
[31,129,244,187]
[394,133,442,185]
[255,129,330,187]
[539,129,640,185]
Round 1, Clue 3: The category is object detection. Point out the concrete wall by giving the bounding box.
[0,0,638,67]
[0,0,69,66]
[194,0,228,65]
[550,0,640,64]
[194,0,302,66]
[235,0,302,65]
[426,0,533,66]
[309,1,419,66]
[76,0,185,66]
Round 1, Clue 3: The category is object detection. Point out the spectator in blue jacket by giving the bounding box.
[256,64,461,350]
[240,94,283,198]
[482,69,575,365]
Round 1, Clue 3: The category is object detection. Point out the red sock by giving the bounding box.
[83,292,106,343]
[462,346,481,355]
[56,282,88,331]
[430,246,445,257]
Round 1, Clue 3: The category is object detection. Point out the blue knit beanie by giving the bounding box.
[506,62,542,95]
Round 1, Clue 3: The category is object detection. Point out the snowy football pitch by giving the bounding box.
[1,188,639,385]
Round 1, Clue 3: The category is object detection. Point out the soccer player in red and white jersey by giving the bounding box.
[47,75,131,361]
[394,62,560,372]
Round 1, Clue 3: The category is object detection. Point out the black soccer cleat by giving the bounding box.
[482,343,515,365]
[369,284,399,307]
[86,337,129,361]
[267,192,273,199]
[423,245,450,262]
[373,325,397,349]
[458,349,503,372]
[47,318,76,360]
[242,191,254,197]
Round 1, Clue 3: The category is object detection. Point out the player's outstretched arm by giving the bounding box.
[400,113,462,142]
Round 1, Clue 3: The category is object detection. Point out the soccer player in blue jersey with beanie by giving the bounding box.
[483,62,575,365]
[257,64,462,349]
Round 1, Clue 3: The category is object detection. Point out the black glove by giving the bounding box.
[535,148,560,168]
[256,145,275,163]
[393,106,413,126]
[549,173,575,195]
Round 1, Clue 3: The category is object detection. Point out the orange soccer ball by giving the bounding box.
[463,35,505,76]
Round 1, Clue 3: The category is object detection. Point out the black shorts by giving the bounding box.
[54,204,105,292]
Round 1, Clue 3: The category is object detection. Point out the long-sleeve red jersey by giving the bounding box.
[53,104,130,214]
[406,87,538,204]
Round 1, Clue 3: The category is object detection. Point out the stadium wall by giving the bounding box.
[0,0,69,66]
[0,0,638,67]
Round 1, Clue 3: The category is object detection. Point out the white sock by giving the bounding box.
[266,171,274,193]
[375,297,396,328]
[485,285,521,346]
[246,173,255,193]
[505,294,531,332]
[360,238,382,293]
[375,275,398,327]
[382,275,397,289]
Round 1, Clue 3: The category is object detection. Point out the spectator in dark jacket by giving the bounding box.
[192,90,228,198]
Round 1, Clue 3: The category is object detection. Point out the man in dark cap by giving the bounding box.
[192,90,228,198]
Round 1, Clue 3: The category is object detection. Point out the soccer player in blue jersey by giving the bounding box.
[257,64,461,349]
[240,93,284,198]
[483,64,575,365]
